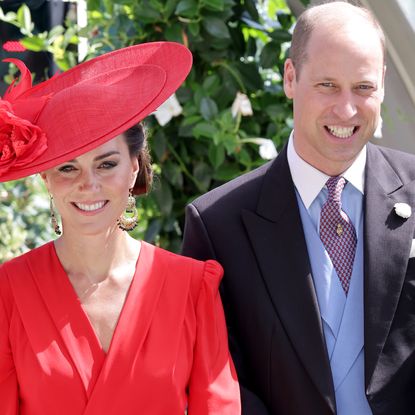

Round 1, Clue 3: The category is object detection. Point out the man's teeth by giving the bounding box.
[327,126,355,138]
[75,201,105,211]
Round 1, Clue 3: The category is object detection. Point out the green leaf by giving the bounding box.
[163,0,178,19]
[17,4,32,34]
[277,11,294,30]
[153,180,173,215]
[193,161,212,192]
[192,122,218,138]
[244,0,259,21]
[175,0,199,18]
[208,144,225,168]
[237,147,252,167]
[144,218,162,243]
[20,36,46,52]
[165,23,183,42]
[234,62,262,91]
[202,0,225,12]
[213,162,242,181]
[152,130,167,161]
[202,17,230,39]
[163,161,183,187]
[199,97,218,120]
[260,41,281,68]
[269,28,292,43]
[189,22,200,36]
[136,5,162,23]
[203,74,220,94]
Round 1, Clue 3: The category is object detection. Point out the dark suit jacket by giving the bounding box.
[182,143,415,415]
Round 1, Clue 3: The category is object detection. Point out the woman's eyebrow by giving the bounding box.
[94,151,120,161]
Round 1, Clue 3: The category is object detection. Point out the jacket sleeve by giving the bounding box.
[0,269,19,415]
[183,204,270,415]
[187,260,240,414]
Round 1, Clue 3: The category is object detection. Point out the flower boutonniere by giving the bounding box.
[394,202,412,219]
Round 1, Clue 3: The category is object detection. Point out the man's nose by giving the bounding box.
[332,91,358,120]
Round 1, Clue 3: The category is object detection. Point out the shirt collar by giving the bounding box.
[287,131,366,209]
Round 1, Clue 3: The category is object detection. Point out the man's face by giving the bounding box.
[284,22,385,175]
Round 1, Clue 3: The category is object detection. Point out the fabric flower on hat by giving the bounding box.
[0,58,49,176]
[0,99,47,175]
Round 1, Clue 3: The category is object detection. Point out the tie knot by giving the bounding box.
[326,176,346,203]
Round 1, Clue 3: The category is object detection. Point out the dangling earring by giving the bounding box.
[117,189,138,231]
[50,195,62,235]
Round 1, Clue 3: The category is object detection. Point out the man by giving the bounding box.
[182,1,415,414]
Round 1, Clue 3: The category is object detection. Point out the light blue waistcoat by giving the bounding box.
[296,186,372,415]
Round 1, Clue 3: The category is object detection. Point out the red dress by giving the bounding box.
[0,241,240,414]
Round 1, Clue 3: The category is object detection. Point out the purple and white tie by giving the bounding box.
[319,176,357,295]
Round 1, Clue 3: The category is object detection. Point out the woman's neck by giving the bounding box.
[53,226,140,284]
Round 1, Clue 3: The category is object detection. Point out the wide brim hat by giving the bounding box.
[0,42,192,181]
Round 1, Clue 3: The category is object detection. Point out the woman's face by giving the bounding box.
[41,135,139,236]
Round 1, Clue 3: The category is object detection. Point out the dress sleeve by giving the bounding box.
[187,260,241,414]
[0,270,19,415]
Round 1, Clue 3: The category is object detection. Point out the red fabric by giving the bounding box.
[2,41,26,52]
[0,42,192,182]
[0,241,240,414]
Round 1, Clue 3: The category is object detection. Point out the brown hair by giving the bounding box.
[123,123,153,196]
[289,1,385,79]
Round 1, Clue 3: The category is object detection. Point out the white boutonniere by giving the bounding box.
[394,202,412,219]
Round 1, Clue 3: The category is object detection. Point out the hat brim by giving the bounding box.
[0,42,192,181]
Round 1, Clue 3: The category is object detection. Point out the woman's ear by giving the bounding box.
[129,157,139,189]
[39,172,50,192]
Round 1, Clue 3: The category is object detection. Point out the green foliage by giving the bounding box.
[0,0,295,260]
[0,176,54,262]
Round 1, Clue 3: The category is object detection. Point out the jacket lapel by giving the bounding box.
[364,144,415,388]
[242,147,335,411]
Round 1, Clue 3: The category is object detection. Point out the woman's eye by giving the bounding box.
[58,165,76,173]
[99,161,118,169]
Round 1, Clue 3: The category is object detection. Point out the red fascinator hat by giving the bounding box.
[0,42,192,181]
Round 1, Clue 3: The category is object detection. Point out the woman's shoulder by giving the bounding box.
[0,241,54,278]
[144,242,224,295]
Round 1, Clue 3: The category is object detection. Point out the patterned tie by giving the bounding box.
[319,176,357,295]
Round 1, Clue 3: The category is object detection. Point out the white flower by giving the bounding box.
[153,94,183,126]
[373,116,383,139]
[231,92,253,118]
[241,138,278,160]
[259,139,278,160]
[394,202,412,219]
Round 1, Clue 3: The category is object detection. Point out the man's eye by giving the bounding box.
[99,161,117,169]
[357,84,373,90]
[58,165,76,173]
[320,82,335,88]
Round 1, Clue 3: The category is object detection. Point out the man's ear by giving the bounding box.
[283,58,296,99]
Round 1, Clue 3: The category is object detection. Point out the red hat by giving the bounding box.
[0,42,192,181]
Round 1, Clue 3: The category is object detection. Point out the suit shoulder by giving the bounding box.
[190,159,274,213]
[369,143,415,181]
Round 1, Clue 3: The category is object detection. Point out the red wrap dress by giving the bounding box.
[0,241,240,414]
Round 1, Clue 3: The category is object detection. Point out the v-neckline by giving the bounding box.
[25,240,168,402]
[50,241,142,356]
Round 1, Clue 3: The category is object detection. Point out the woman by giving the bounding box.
[0,43,240,414]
